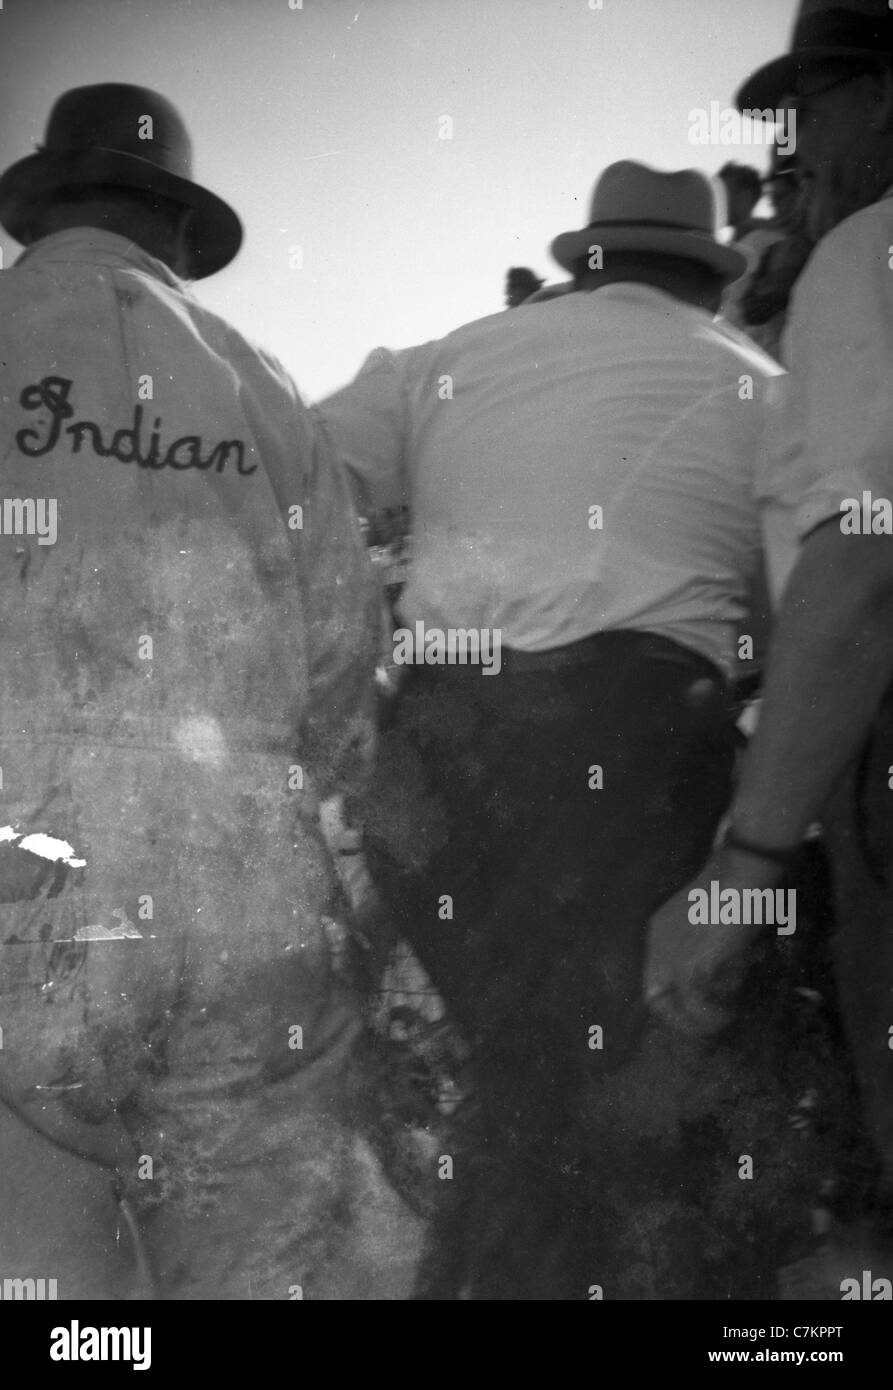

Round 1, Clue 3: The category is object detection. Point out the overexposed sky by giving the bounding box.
[0,0,797,399]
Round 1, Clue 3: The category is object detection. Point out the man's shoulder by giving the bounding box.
[375,296,585,373]
[437,300,563,353]
[417,296,607,380]
[0,252,304,410]
[790,195,893,339]
[148,278,304,405]
[804,196,893,282]
[835,192,893,238]
[345,314,514,393]
[432,290,780,381]
[0,249,57,309]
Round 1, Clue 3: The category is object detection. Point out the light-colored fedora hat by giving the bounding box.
[550,160,747,283]
[736,0,893,113]
[0,84,242,279]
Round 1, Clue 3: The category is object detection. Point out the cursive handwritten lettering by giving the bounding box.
[15,376,255,475]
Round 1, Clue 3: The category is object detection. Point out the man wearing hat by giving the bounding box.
[318,161,783,1298]
[735,150,814,360]
[0,84,421,1298]
[717,160,765,244]
[719,157,789,348]
[650,0,893,1284]
[504,266,545,308]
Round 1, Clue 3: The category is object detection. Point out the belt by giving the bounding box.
[497,629,725,685]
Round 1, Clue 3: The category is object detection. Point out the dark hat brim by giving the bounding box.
[550,224,747,284]
[735,46,888,114]
[0,146,242,279]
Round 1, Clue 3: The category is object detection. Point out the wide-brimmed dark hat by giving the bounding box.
[0,84,242,278]
[736,1,893,113]
[550,161,747,284]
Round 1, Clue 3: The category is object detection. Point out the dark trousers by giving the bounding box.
[364,630,736,1299]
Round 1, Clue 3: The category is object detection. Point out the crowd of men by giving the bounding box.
[2,0,893,1300]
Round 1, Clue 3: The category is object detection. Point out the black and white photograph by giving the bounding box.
[0,0,892,1353]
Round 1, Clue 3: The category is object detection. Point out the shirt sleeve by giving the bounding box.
[235,352,380,795]
[296,408,381,795]
[313,347,409,513]
[776,208,893,538]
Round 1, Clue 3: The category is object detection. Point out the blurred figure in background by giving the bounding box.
[718,160,764,241]
[739,151,815,361]
[504,264,544,307]
[719,158,787,338]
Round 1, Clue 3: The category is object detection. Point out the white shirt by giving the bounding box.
[760,192,893,602]
[319,284,785,676]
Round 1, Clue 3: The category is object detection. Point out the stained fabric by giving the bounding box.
[0,228,421,1298]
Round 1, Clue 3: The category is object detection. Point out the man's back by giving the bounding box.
[0,229,418,1299]
[323,284,784,673]
[0,228,364,751]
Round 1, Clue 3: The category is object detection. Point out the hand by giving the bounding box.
[644,848,777,1036]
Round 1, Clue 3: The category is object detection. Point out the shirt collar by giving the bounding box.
[586,279,708,319]
[592,281,674,304]
[14,227,187,290]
